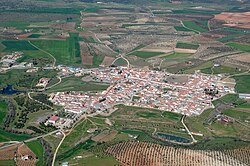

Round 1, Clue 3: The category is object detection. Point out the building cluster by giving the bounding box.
[49,67,232,116]
[45,115,73,129]
[36,78,51,87]
[0,52,34,72]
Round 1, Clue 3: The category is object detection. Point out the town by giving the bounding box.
[49,67,234,116]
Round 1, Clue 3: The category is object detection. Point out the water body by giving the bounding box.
[156,132,190,143]
[0,85,23,95]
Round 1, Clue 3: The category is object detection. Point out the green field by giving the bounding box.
[163,52,192,59]
[58,119,96,154]
[26,140,44,166]
[0,100,8,125]
[0,129,32,142]
[223,109,250,121]
[226,42,250,52]
[129,51,165,58]
[174,26,193,32]
[212,94,239,106]
[233,75,250,93]
[162,111,181,121]
[176,42,199,50]
[47,77,109,92]
[31,33,81,65]
[136,111,158,118]
[0,22,30,29]
[113,58,128,66]
[183,21,208,33]
[201,65,244,75]
[0,160,15,166]
[2,41,38,51]
[57,140,95,161]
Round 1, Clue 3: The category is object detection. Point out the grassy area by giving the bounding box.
[26,140,44,166]
[136,111,158,118]
[233,75,250,93]
[129,51,165,58]
[0,100,8,125]
[174,26,193,32]
[176,42,199,50]
[0,160,15,166]
[47,77,109,92]
[0,129,32,142]
[226,42,250,52]
[92,54,105,67]
[184,61,213,74]
[183,21,208,33]
[223,109,250,121]
[113,58,128,66]
[201,65,245,75]
[58,119,96,154]
[58,140,95,161]
[212,94,239,106]
[162,111,181,121]
[2,40,38,51]
[163,52,192,59]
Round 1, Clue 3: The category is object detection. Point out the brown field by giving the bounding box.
[0,143,37,166]
[80,42,92,65]
[92,130,118,142]
[0,144,19,160]
[101,56,115,66]
[230,53,250,63]
[174,48,197,53]
[214,12,250,29]
[106,142,250,166]
[16,143,36,166]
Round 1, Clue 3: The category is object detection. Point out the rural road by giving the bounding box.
[181,115,197,143]
[27,92,54,110]
[0,130,59,150]
[28,41,56,68]
[52,130,66,166]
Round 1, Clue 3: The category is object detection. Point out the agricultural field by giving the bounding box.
[26,140,45,166]
[1,41,37,51]
[129,51,165,58]
[176,42,199,50]
[106,142,250,166]
[233,75,250,93]
[226,42,250,52]
[183,21,208,33]
[0,129,32,142]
